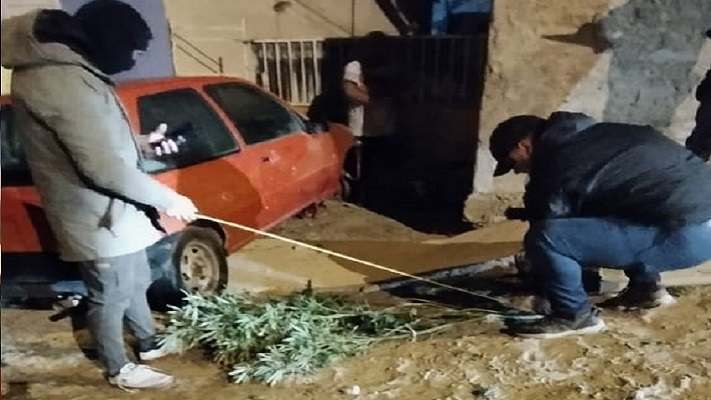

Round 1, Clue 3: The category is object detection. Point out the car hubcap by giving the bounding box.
[180,240,218,293]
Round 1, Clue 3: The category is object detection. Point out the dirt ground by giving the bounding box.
[3,200,711,400]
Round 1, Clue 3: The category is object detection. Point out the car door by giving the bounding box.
[134,88,266,248]
[203,82,329,223]
[0,103,57,255]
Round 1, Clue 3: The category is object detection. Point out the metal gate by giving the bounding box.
[251,39,323,106]
[320,35,488,105]
[318,35,489,166]
[251,36,487,108]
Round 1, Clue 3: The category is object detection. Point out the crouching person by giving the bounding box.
[489,112,711,339]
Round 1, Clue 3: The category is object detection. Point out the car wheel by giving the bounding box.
[173,227,228,295]
[337,174,353,201]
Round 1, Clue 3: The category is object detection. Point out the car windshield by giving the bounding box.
[137,88,240,174]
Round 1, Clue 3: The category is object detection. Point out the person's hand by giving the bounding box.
[147,123,180,156]
[504,207,528,221]
[165,195,198,222]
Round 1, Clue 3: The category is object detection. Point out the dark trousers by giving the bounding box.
[78,249,157,376]
[686,98,711,161]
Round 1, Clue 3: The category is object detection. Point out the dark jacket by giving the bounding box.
[524,112,711,227]
[698,28,711,101]
[696,68,711,103]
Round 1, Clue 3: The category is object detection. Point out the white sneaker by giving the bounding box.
[139,346,173,362]
[108,363,174,390]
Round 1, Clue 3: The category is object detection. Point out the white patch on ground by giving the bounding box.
[633,377,692,400]
[515,339,578,383]
[3,350,88,371]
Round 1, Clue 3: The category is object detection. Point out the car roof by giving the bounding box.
[1,75,255,103]
[115,76,254,97]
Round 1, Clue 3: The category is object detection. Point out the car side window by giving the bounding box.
[0,105,32,186]
[137,89,239,174]
[204,83,305,145]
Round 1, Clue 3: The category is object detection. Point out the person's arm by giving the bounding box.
[343,81,369,106]
[523,169,577,221]
[342,61,369,106]
[25,81,181,212]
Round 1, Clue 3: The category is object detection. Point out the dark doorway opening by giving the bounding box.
[312,35,489,235]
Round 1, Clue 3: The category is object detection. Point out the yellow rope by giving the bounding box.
[196,214,508,307]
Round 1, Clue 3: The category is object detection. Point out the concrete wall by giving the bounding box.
[465,0,711,219]
[61,0,176,82]
[164,0,396,79]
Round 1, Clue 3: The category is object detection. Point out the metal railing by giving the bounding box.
[172,32,224,74]
[251,39,324,106]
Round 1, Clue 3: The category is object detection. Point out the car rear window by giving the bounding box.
[204,83,305,145]
[1,104,32,187]
[137,88,240,174]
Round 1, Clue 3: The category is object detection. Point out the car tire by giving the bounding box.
[174,227,229,295]
[337,174,353,201]
[147,227,228,311]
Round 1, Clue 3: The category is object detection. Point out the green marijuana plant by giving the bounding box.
[160,291,482,385]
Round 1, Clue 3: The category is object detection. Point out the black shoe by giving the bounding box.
[597,285,676,310]
[509,308,605,339]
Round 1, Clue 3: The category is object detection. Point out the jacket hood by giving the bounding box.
[1,10,98,74]
[536,111,597,147]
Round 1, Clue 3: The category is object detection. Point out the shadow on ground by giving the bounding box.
[352,161,475,235]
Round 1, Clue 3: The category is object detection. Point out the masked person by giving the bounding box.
[1,0,198,389]
[490,112,711,339]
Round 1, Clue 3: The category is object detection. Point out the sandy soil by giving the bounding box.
[3,201,711,400]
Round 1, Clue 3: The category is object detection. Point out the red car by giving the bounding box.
[1,76,354,308]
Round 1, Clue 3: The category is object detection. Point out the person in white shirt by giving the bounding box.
[343,60,369,138]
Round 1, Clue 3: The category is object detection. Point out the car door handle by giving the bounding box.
[261,152,281,163]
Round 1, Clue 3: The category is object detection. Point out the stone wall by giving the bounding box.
[465,0,711,220]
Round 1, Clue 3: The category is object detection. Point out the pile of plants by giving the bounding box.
[160,290,485,385]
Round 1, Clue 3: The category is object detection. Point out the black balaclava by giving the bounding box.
[73,0,152,75]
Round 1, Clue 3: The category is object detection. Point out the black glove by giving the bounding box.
[504,207,528,221]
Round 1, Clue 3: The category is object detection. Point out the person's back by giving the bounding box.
[525,112,711,226]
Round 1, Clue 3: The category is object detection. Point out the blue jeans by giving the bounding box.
[524,218,711,317]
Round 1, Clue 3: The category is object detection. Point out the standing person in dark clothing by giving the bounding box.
[685,29,711,161]
[490,112,711,339]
